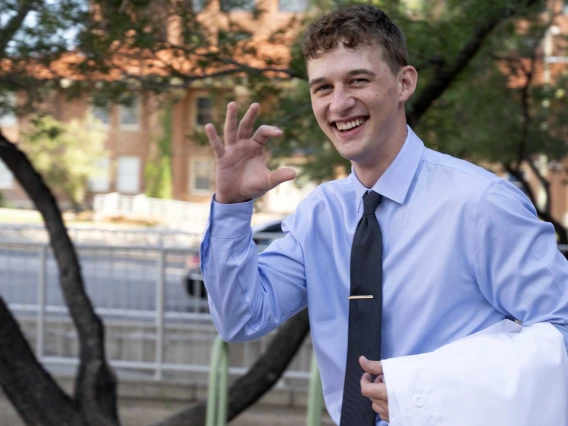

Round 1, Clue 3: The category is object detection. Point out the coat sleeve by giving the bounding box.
[382,320,568,426]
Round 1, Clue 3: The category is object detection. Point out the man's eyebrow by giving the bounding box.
[308,70,377,88]
[308,77,326,88]
[348,69,376,78]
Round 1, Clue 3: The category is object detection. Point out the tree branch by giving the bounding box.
[0,0,35,55]
[0,297,86,426]
[407,0,540,127]
[155,309,311,426]
[0,131,119,426]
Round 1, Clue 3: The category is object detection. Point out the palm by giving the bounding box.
[205,102,296,204]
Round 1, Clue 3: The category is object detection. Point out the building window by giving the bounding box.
[0,92,16,127]
[195,96,213,126]
[119,96,140,130]
[116,156,140,193]
[92,102,111,127]
[89,158,111,192]
[220,0,254,12]
[0,161,13,189]
[190,157,214,194]
[279,0,308,12]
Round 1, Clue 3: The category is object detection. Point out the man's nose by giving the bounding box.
[329,86,355,113]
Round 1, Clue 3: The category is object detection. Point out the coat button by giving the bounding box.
[412,394,425,408]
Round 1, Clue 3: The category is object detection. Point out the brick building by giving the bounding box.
[0,0,567,224]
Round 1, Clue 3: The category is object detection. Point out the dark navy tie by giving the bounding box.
[340,190,383,426]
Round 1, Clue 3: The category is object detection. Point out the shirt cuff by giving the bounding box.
[209,194,254,239]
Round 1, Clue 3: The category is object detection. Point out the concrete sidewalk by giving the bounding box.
[0,395,335,426]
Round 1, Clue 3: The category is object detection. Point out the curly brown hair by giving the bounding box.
[302,5,408,76]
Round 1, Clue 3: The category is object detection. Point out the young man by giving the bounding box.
[200,5,568,425]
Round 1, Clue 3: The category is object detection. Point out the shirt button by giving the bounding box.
[412,394,425,408]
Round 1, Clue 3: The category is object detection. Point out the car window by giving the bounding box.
[261,223,283,233]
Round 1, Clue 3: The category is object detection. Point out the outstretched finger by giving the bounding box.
[205,123,225,158]
[268,167,296,189]
[251,125,283,146]
[224,102,238,146]
[237,103,260,141]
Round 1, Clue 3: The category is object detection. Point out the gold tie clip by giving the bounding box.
[348,295,374,300]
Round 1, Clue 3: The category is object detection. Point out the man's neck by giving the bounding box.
[353,125,408,188]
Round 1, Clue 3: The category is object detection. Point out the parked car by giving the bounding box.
[183,219,285,297]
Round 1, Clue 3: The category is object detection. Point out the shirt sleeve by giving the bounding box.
[200,196,307,342]
[383,320,568,426]
[472,180,568,350]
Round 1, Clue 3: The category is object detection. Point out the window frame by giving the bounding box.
[116,156,141,194]
[118,96,140,131]
[88,157,111,192]
[91,102,112,129]
[194,96,214,128]
[190,156,215,195]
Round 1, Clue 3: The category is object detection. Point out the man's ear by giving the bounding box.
[398,65,418,102]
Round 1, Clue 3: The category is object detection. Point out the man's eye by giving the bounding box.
[351,79,368,85]
[314,84,331,93]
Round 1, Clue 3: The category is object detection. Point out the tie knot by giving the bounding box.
[363,190,382,215]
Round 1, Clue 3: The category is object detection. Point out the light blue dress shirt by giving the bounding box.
[200,126,568,425]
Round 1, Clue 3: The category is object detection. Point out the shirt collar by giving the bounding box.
[351,125,424,213]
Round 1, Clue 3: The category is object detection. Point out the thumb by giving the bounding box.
[268,167,296,189]
[359,356,383,376]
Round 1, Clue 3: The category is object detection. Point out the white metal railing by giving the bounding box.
[3,239,567,386]
[0,223,202,247]
[0,239,313,386]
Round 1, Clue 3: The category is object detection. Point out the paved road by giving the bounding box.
[0,246,206,316]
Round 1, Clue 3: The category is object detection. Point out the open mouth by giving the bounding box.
[332,117,368,132]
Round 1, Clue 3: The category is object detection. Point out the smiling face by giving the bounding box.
[308,43,416,185]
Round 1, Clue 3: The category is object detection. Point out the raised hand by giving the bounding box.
[205,102,296,204]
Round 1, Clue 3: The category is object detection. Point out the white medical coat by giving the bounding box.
[382,320,568,426]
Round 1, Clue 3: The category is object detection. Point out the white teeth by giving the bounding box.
[335,119,365,131]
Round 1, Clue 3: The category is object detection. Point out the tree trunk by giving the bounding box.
[0,297,85,426]
[155,309,311,426]
[0,131,119,426]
